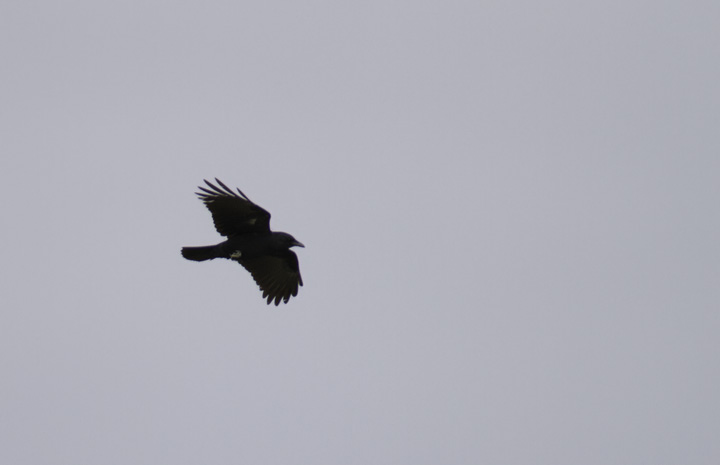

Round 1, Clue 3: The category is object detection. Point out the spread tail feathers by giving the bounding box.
[181,245,219,261]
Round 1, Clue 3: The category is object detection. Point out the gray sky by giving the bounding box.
[2,1,719,464]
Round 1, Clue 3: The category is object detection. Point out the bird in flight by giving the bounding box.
[181,179,304,305]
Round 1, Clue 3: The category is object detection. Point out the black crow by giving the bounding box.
[181,179,304,305]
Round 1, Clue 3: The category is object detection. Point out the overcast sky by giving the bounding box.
[2,1,719,464]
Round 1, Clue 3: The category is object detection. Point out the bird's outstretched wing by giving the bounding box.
[239,251,303,306]
[196,179,271,236]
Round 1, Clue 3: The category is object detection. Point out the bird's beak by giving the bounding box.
[292,240,305,248]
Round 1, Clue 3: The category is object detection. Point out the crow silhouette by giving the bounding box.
[181,179,304,305]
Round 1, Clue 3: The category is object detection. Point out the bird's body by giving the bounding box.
[181,179,304,305]
[183,233,297,262]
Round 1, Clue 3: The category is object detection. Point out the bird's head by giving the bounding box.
[275,232,305,249]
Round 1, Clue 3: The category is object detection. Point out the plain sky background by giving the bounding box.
[2,1,719,464]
